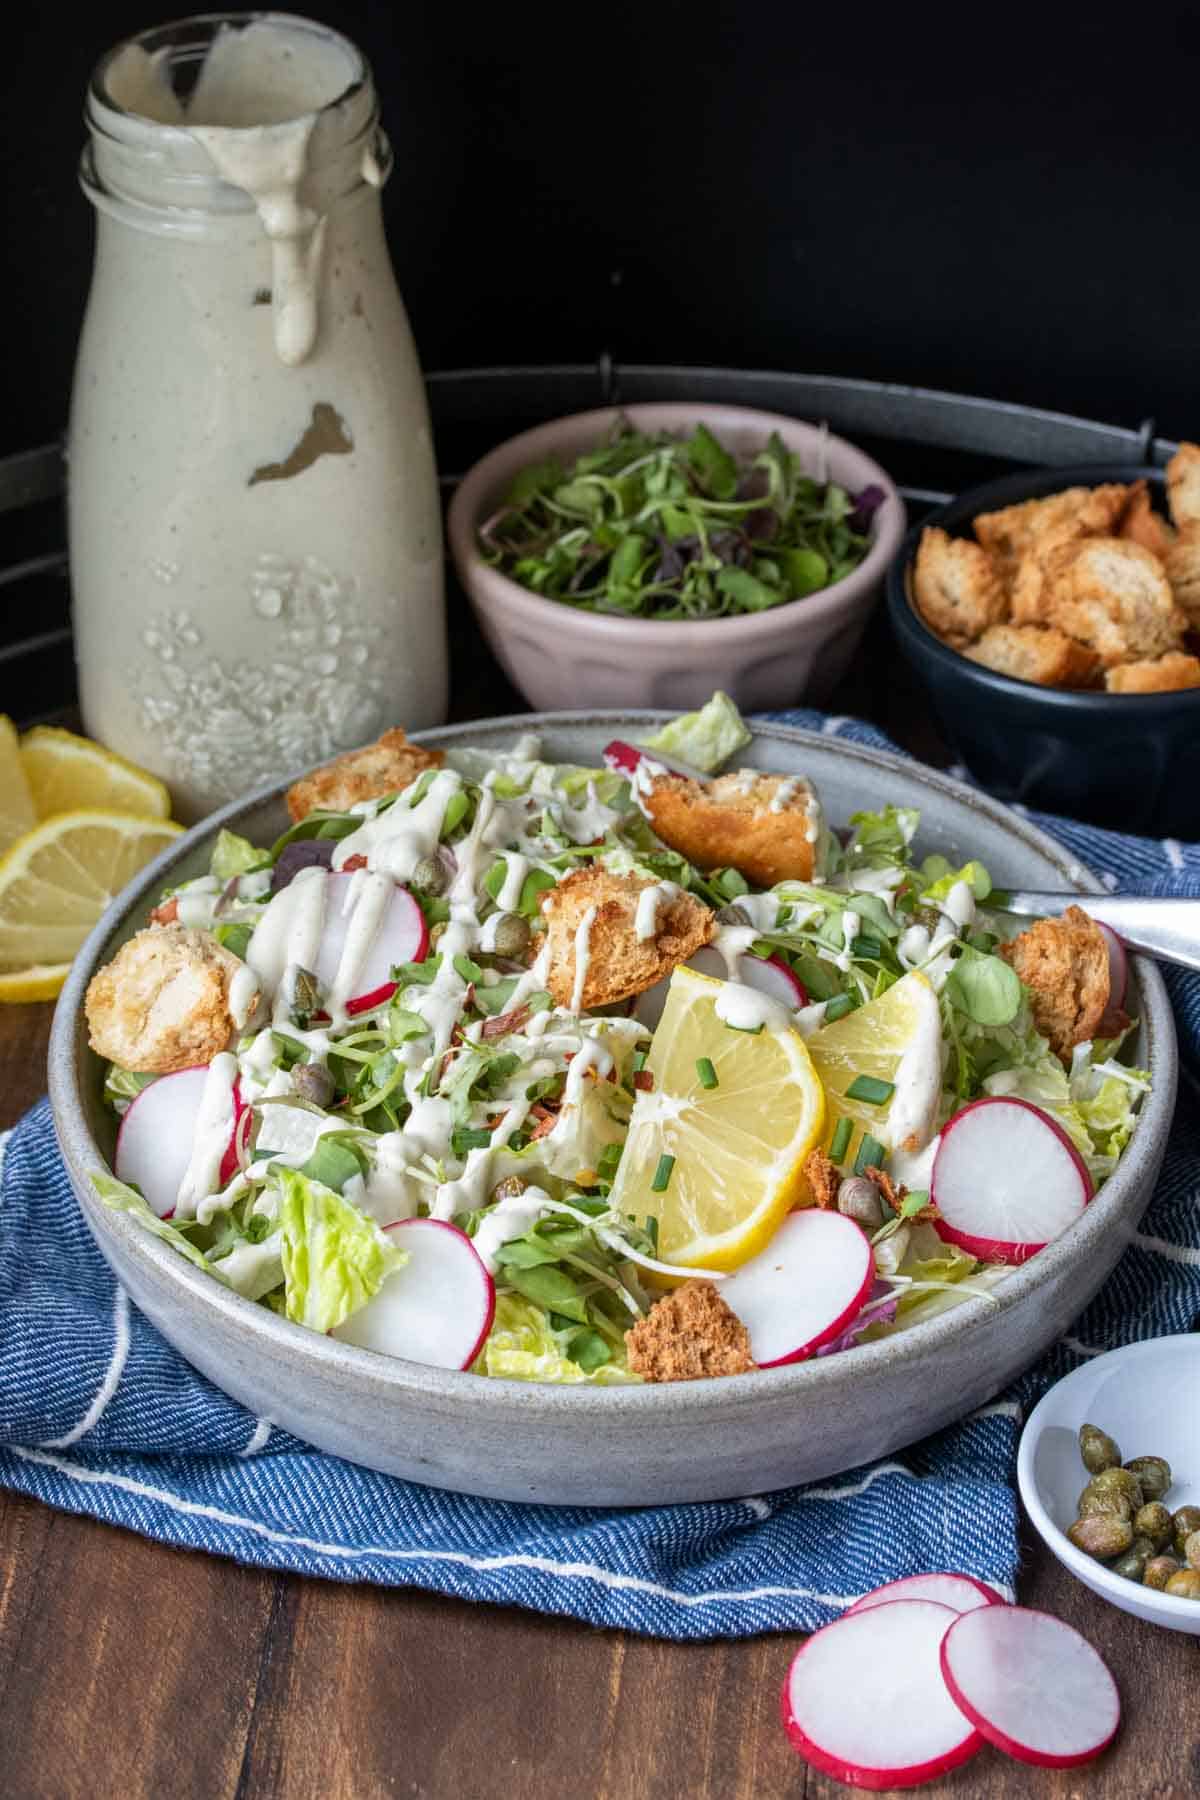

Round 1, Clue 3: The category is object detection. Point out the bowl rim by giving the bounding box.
[1016,1337,1200,1617]
[446,401,907,642]
[49,710,1178,1419]
[887,460,1200,711]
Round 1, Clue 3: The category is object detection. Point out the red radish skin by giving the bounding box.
[635,948,807,1031]
[939,1605,1120,1769]
[781,1600,983,1789]
[1095,921,1129,1038]
[847,1572,1004,1618]
[932,1096,1093,1266]
[218,1080,250,1187]
[331,1218,496,1371]
[719,1210,873,1367]
[115,1065,242,1220]
[313,874,428,1015]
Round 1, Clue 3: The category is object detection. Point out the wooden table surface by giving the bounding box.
[2,618,1197,1799]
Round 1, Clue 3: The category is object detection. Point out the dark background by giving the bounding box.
[6,1,1200,457]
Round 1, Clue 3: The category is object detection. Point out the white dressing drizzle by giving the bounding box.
[713,981,792,1034]
[570,906,598,1013]
[634,880,680,942]
[174,1052,239,1219]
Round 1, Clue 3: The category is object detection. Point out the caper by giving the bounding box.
[1184,1530,1200,1572]
[836,1175,884,1230]
[1142,1555,1180,1591]
[1079,1423,1122,1475]
[289,965,321,1021]
[1077,1486,1133,1522]
[1133,1501,1173,1552]
[1163,1568,1200,1600]
[715,903,752,927]
[1087,1467,1144,1510]
[409,854,447,898]
[490,912,531,959]
[292,1062,335,1109]
[1112,1536,1155,1582]
[492,1176,526,1204]
[1172,1505,1200,1557]
[1067,1515,1133,1561]
[1124,1455,1171,1502]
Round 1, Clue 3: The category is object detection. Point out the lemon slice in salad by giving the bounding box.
[608,964,825,1272]
[0,810,183,994]
[806,969,943,1156]
[19,725,171,821]
[0,716,37,855]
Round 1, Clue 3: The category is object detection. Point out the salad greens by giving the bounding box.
[93,692,1148,1384]
[478,419,884,619]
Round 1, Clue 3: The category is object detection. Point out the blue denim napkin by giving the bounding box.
[1,709,1197,1640]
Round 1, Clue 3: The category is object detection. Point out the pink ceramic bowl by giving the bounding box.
[447,402,906,713]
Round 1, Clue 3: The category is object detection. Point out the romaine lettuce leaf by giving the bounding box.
[92,1170,225,1280]
[210,827,263,881]
[477,1294,639,1383]
[275,1166,406,1333]
[640,690,751,772]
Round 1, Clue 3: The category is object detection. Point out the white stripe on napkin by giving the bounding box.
[1132,1230,1200,1267]
[39,1288,131,1450]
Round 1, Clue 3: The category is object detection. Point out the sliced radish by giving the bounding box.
[331,1218,495,1370]
[848,1573,1004,1618]
[781,1600,983,1788]
[635,947,807,1030]
[1095,920,1129,1037]
[115,1065,241,1219]
[932,1096,1093,1265]
[720,1210,873,1366]
[940,1605,1119,1768]
[602,738,706,782]
[313,872,428,1015]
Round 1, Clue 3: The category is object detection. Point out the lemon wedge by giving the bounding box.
[806,969,943,1157]
[20,725,171,821]
[0,811,183,994]
[0,716,37,856]
[608,964,825,1272]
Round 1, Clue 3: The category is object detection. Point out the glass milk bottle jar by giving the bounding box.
[69,13,446,820]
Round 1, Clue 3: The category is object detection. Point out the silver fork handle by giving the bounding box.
[998,892,1200,974]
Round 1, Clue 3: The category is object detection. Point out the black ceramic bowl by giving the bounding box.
[887,462,1200,836]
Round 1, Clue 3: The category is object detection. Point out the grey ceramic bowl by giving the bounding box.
[446,404,906,712]
[48,714,1177,1506]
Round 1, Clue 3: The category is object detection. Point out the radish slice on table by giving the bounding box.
[781,1600,983,1788]
[115,1065,242,1219]
[635,947,807,1031]
[720,1210,873,1366]
[932,1096,1092,1265]
[313,873,428,1015]
[847,1573,1004,1618]
[939,1605,1120,1768]
[331,1219,495,1370]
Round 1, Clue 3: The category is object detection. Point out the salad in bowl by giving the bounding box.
[86,694,1149,1387]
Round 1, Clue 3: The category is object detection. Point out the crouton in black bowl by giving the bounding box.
[886,461,1200,836]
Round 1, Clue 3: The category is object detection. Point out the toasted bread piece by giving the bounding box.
[539,866,714,1011]
[286,729,444,823]
[973,485,1130,565]
[964,623,1100,687]
[999,905,1115,1063]
[641,769,821,887]
[1165,442,1200,533]
[85,924,253,1074]
[912,526,1007,646]
[1119,480,1176,560]
[625,1280,755,1382]
[1046,537,1185,668]
[1164,531,1200,631]
[1008,540,1081,626]
[1105,652,1200,693]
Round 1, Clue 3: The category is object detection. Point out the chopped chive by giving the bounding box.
[828,1116,853,1164]
[823,993,854,1023]
[696,1056,719,1089]
[453,953,484,984]
[845,1074,895,1107]
[852,936,883,961]
[644,1214,660,1253]
[651,1152,676,1193]
[854,1133,887,1175]
[633,1049,649,1072]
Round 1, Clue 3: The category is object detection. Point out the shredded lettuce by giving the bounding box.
[210,827,264,881]
[103,1063,159,1113]
[477,1294,639,1384]
[93,1171,226,1280]
[640,690,751,773]
[921,859,992,903]
[275,1167,406,1333]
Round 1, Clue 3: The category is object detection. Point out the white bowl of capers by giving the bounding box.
[1017,1335,1200,1634]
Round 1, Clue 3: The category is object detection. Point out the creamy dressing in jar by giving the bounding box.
[70,14,446,819]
